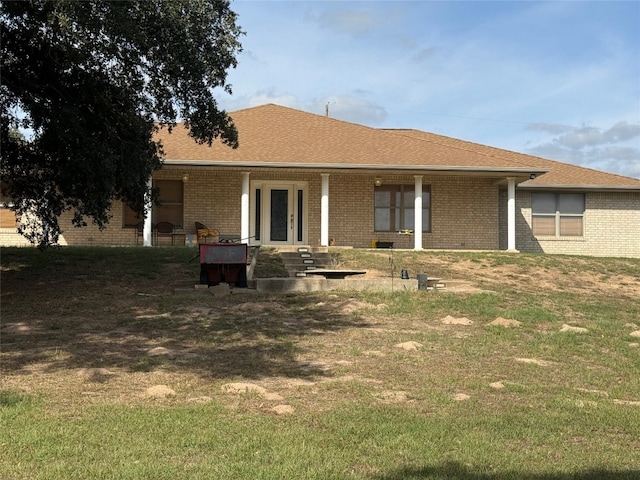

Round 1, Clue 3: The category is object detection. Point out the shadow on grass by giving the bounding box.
[375,462,640,480]
[1,296,371,380]
[1,247,372,381]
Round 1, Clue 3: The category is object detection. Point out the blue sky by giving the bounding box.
[217,0,640,178]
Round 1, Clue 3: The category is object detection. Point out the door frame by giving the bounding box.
[250,180,308,246]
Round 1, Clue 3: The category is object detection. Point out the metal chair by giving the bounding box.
[155,221,175,245]
[135,221,156,245]
[135,221,145,245]
[195,222,220,243]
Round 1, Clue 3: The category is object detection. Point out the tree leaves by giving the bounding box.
[1,0,243,248]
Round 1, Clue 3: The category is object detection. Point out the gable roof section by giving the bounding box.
[391,128,640,190]
[158,104,545,175]
[157,103,640,190]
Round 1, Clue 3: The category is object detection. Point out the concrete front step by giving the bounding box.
[278,248,334,277]
[279,253,333,262]
[276,246,329,253]
[255,276,454,293]
[178,277,463,295]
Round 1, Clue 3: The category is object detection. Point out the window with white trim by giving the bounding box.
[374,185,431,232]
[531,192,584,237]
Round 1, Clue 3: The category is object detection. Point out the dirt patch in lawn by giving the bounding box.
[2,248,639,415]
[335,250,640,299]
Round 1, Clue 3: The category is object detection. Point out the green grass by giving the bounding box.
[2,401,639,479]
[2,246,640,479]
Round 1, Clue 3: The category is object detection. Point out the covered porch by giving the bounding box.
[138,166,532,253]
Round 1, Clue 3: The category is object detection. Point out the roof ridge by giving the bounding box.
[383,128,543,170]
[231,103,383,131]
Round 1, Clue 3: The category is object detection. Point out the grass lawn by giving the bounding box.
[1,246,639,479]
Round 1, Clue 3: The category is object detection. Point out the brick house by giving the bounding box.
[2,104,639,257]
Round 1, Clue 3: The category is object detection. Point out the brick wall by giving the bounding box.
[0,168,502,250]
[513,190,640,258]
[5,166,636,257]
[326,173,499,249]
[0,229,32,246]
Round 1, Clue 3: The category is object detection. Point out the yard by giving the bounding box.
[1,246,639,479]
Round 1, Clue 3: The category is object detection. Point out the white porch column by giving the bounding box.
[320,174,330,247]
[143,176,153,247]
[507,177,518,252]
[241,172,250,244]
[413,175,423,251]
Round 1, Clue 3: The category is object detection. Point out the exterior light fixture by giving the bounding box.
[182,173,189,182]
[374,177,382,187]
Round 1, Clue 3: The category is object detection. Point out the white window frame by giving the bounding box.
[531,192,585,238]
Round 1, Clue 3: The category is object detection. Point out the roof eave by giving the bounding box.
[519,183,640,192]
[163,159,548,176]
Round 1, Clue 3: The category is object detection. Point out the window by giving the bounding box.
[374,185,431,232]
[0,182,17,228]
[123,204,143,228]
[254,188,261,241]
[532,192,584,237]
[123,180,184,228]
[0,208,18,228]
[153,180,183,227]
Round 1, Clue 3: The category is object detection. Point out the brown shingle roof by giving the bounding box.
[392,128,640,189]
[156,103,640,189]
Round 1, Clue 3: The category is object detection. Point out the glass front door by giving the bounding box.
[255,182,307,245]
[269,188,290,242]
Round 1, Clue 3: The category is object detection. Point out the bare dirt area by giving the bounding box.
[334,249,640,298]
[1,248,639,416]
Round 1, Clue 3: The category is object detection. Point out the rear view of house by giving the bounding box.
[2,104,639,257]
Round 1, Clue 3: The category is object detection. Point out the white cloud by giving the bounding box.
[411,46,440,63]
[540,122,640,150]
[527,123,574,135]
[245,91,301,109]
[221,1,639,177]
[556,127,614,150]
[321,95,388,125]
[304,7,380,36]
[604,122,640,143]
[525,121,640,178]
[222,91,387,126]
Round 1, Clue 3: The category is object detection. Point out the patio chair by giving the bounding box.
[155,221,176,245]
[135,221,157,245]
[195,222,220,243]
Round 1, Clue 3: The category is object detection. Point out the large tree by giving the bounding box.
[1,0,243,248]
